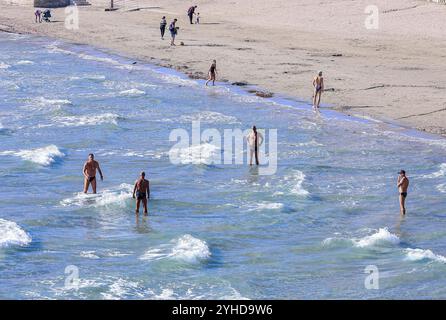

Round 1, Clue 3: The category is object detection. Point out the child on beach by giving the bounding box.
[195,13,200,24]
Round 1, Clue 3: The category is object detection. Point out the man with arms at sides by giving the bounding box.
[397,170,410,215]
[83,153,104,194]
[133,171,150,216]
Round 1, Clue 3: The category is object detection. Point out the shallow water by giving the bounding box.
[1,33,446,299]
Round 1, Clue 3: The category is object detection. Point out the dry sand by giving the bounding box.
[1,0,446,136]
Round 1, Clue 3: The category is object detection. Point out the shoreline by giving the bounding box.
[1,1,446,138]
[2,30,445,145]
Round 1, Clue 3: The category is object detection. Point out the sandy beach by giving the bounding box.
[1,0,445,136]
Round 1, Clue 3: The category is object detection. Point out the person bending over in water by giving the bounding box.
[205,60,217,86]
[133,171,150,215]
[397,170,410,215]
[246,126,264,166]
[312,71,324,109]
[83,153,104,194]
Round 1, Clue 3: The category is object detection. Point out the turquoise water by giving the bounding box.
[1,32,446,299]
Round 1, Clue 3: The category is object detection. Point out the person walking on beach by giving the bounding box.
[205,60,217,86]
[397,170,410,215]
[35,9,42,23]
[246,126,264,166]
[83,153,104,194]
[133,171,150,215]
[160,16,167,40]
[188,5,198,24]
[312,71,324,109]
[169,19,178,46]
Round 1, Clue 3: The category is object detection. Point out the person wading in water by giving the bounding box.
[246,126,264,166]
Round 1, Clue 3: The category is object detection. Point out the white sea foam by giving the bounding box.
[69,74,106,81]
[102,278,144,300]
[16,60,34,65]
[0,218,32,248]
[437,183,446,193]
[52,113,120,127]
[60,184,133,208]
[140,234,211,264]
[247,202,284,211]
[0,62,10,69]
[0,145,65,166]
[405,248,446,263]
[119,88,145,96]
[159,73,198,87]
[274,170,309,197]
[355,228,400,248]
[80,251,100,259]
[180,111,239,124]
[169,143,221,165]
[28,97,72,110]
[422,163,446,179]
[323,228,400,249]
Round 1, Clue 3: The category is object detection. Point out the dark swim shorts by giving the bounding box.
[400,192,408,198]
[88,176,96,183]
[136,191,146,200]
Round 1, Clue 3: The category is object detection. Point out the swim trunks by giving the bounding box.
[88,176,96,183]
[400,192,407,198]
[136,191,146,200]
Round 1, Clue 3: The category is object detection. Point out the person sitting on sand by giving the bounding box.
[43,9,51,23]
[205,60,217,86]
[312,71,324,109]
[133,171,150,215]
[160,16,167,40]
[35,9,42,23]
[83,153,104,194]
[397,170,410,215]
[169,19,178,46]
[246,126,264,166]
[188,5,197,24]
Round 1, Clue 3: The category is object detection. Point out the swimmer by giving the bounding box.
[83,153,104,194]
[133,171,150,215]
[397,170,410,215]
[246,125,264,166]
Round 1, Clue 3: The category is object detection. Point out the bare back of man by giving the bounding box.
[133,172,150,215]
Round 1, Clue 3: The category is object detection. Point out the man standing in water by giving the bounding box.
[187,5,197,24]
[312,71,324,109]
[133,171,150,215]
[397,170,410,215]
[246,126,264,166]
[83,153,104,194]
[205,60,217,86]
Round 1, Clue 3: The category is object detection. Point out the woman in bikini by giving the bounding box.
[205,60,217,86]
[312,71,324,109]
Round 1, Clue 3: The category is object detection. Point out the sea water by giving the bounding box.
[1,32,446,299]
